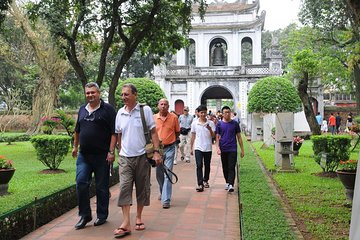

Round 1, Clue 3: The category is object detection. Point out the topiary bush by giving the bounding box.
[115,78,166,113]
[30,135,71,170]
[311,135,352,172]
[247,76,302,114]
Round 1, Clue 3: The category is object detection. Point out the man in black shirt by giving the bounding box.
[72,82,117,229]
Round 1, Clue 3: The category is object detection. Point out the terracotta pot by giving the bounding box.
[336,170,356,201]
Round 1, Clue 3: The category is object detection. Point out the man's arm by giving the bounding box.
[236,132,245,158]
[216,133,221,155]
[72,132,80,158]
[190,132,196,155]
[106,134,117,164]
[150,127,162,165]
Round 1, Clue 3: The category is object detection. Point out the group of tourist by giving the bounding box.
[71,82,245,238]
[316,111,354,134]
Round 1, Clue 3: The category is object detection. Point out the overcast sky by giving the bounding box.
[259,0,301,31]
[208,0,301,31]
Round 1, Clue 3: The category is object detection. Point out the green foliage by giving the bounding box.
[253,140,354,239]
[247,76,302,113]
[26,0,207,105]
[40,117,59,135]
[53,110,75,138]
[0,155,13,169]
[30,135,71,170]
[116,78,166,113]
[311,135,352,172]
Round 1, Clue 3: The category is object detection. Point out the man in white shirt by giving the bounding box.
[190,105,215,192]
[113,83,162,237]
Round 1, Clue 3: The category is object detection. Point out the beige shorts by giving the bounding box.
[117,154,151,207]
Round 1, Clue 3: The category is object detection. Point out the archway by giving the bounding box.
[174,99,184,115]
[200,85,234,114]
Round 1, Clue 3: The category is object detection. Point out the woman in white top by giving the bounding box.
[190,105,216,192]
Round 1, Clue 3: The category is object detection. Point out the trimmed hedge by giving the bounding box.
[0,134,31,144]
[311,135,352,172]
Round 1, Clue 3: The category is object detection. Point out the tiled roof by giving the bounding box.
[193,0,259,13]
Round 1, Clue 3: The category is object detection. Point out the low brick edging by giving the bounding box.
[0,166,119,240]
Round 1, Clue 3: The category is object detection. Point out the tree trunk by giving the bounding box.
[353,64,360,114]
[27,77,58,133]
[297,72,321,135]
[10,1,68,133]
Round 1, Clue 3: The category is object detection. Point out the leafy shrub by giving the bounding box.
[40,110,75,137]
[41,117,60,135]
[30,135,71,170]
[115,78,166,113]
[247,76,302,113]
[54,110,75,137]
[311,135,352,172]
[0,134,31,144]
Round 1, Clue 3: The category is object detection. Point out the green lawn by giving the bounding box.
[0,141,76,215]
[239,136,296,240]
[252,140,358,239]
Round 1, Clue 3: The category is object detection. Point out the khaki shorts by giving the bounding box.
[117,154,151,207]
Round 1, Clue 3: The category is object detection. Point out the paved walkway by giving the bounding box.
[22,148,240,240]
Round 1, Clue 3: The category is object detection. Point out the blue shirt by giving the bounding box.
[316,115,323,125]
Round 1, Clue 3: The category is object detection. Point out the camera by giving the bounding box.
[147,158,156,167]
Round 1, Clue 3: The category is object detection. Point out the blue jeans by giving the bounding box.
[156,144,176,204]
[194,150,212,186]
[76,152,110,219]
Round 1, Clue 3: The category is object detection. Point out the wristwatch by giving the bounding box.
[108,150,115,155]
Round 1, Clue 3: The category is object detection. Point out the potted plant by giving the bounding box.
[336,159,357,201]
[293,136,304,155]
[0,155,15,196]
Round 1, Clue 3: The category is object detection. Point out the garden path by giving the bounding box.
[21,147,240,240]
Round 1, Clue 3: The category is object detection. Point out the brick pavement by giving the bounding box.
[21,148,240,240]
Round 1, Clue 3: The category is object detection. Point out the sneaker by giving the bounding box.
[224,183,229,190]
[204,181,210,188]
[185,159,190,163]
[174,160,177,165]
[163,203,170,209]
[228,185,234,192]
[196,185,204,192]
[181,156,184,161]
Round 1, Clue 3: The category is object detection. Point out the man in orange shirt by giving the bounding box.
[154,99,180,209]
[329,113,336,135]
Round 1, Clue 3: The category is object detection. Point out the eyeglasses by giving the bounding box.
[84,112,96,121]
[184,109,189,111]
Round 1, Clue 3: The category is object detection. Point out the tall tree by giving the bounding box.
[299,0,360,112]
[281,25,351,135]
[27,0,207,107]
[9,1,69,133]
